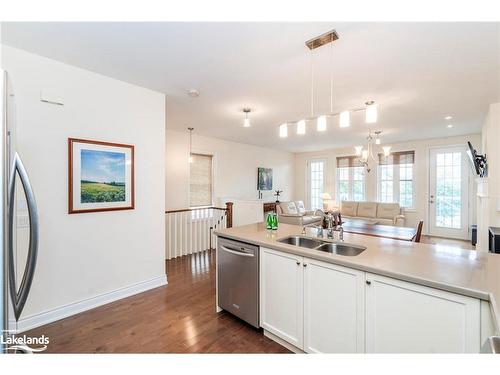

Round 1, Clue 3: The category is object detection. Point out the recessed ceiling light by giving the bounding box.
[447,124,453,128]
[187,89,200,98]
[445,116,452,120]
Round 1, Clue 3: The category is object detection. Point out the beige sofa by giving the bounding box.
[340,201,405,226]
[276,201,324,226]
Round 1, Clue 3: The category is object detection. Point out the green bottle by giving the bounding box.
[266,213,273,230]
[271,213,278,230]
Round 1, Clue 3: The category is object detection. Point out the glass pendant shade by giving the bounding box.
[317,115,327,131]
[339,111,350,128]
[355,146,363,156]
[375,137,381,145]
[279,123,288,138]
[365,102,378,123]
[361,149,369,161]
[297,120,306,135]
[243,118,250,127]
[383,146,392,157]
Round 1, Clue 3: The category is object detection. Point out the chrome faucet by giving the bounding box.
[302,224,324,238]
[326,213,334,239]
[333,226,344,241]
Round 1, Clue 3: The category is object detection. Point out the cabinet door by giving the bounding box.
[303,258,365,353]
[365,273,480,353]
[260,247,304,349]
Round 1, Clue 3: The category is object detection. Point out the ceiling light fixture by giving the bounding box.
[356,130,390,173]
[279,123,288,138]
[187,89,200,98]
[445,116,453,120]
[243,108,251,127]
[339,111,350,128]
[365,101,378,124]
[297,120,306,135]
[188,127,194,163]
[276,30,380,138]
[447,124,454,128]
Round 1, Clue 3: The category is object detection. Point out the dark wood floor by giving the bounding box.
[27,250,289,353]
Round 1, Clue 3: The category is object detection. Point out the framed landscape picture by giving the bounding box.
[257,167,273,191]
[68,138,134,214]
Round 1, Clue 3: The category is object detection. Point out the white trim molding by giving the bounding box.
[14,275,167,333]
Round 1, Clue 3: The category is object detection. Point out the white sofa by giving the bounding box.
[276,201,324,226]
[340,201,405,226]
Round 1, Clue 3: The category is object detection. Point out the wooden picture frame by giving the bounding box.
[68,138,135,214]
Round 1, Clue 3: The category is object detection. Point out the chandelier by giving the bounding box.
[355,130,391,173]
[278,30,379,137]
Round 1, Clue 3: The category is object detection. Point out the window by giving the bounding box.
[308,159,325,210]
[189,153,213,207]
[336,156,366,202]
[377,151,415,208]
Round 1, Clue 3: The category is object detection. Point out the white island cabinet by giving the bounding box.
[260,247,304,349]
[260,247,365,353]
[365,273,480,353]
[260,246,483,353]
[303,258,365,353]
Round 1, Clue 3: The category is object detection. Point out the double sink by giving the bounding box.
[277,235,366,256]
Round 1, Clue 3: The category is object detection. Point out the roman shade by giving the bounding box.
[378,150,415,165]
[336,155,363,168]
[189,153,213,207]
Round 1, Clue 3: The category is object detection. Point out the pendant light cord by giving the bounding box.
[330,38,334,114]
[310,49,314,118]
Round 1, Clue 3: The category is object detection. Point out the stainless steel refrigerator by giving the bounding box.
[1,69,39,353]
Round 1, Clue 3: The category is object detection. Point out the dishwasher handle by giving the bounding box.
[220,245,255,257]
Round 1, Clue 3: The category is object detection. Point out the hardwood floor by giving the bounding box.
[420,235,475,250]
[26,250,289,353]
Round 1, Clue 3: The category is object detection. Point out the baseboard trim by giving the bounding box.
[15,275,168,333]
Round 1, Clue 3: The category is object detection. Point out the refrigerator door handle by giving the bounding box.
[8,152,39,321]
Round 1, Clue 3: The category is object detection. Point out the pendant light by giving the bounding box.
[339,111,350,128]
[243,108,251,127]
[365,101,378,124]
[188,127,194,163]
[279,123,288,138]
[297,120,306,135]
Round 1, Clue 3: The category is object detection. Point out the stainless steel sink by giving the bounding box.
[277,236,322,249]
[277,235,366,256]
[315,243,366,256]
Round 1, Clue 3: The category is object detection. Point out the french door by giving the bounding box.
[429,146,470,239]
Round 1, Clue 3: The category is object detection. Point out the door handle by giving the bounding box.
[220,245,254,257]
[429,200,434,204]
[8,153,39,321]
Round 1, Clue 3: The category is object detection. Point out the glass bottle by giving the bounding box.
[271,212,278,230]
[266,213,273,230]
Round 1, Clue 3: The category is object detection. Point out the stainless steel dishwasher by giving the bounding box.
[217,237,259,328]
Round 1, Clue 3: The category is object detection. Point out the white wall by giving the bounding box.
[2,46,166,328]
[294,134,481,231]
[165,129,295,209]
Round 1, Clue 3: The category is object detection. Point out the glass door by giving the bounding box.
[429,146,470,239]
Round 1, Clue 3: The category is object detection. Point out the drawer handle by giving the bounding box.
[366,280,371,285]
[303,263,307,267]
[296,261,301,266]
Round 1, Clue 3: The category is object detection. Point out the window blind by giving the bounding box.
[378,150,415,165]
[336,155,363,168]
[190,153,213,207]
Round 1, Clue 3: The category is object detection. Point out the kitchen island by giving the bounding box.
[214,222,500,353]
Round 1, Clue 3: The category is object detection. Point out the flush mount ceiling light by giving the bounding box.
[445,115,453,120]
[188,127,194,163]
[447,124,454,128]
[243,108,251,127]
[277,30,379,138]
[187,89,200,98]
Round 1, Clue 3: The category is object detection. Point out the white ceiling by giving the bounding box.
[2,22,500,152]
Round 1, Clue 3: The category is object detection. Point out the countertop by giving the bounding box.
[215,222,500,333]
